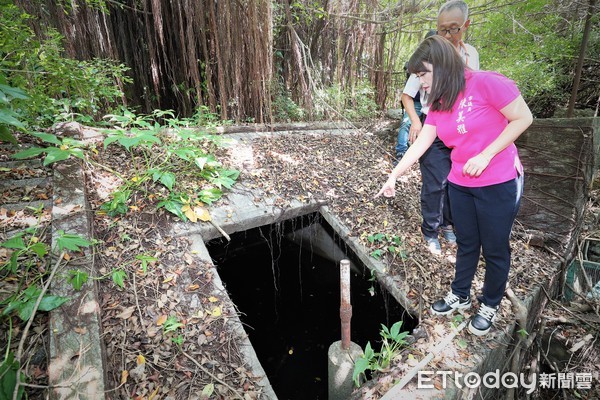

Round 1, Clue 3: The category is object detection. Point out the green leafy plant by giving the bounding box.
[378,322,410,368]
[517,328,529,339]
[111,269,127,288]
[314,82,378,121]
[271,80,305,122]
[0,84,29,145]
[352,342,376,387]
[0,222,98,396]
[66,270,89,290]
[1,286,70,322]
[108,252,157,290]
[171,335,185,346]
[1,229,94,320]
[9,105,240,223]
[0,232,46,275]
[161,314,185,346]
[100,189,132,217]
[181,105,232,128]
[55,231,95,252]
[367,233,407,261]
[163,316,184,334]
[66,266,129,291]
[156,192,189,221]
[451,314,464,328]
[0,351,25,400]
[367,269,377,296]
[100,109,239,220]
[352,321,410,387]
[11,132,88,166]
[102,110,163,149]
[136,253,158,274]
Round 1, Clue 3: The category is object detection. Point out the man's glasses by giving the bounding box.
[437,22,466,35]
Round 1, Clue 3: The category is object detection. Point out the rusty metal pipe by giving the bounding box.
[340,259,352,350]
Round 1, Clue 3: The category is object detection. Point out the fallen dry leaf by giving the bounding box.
[74,327,87,335]
[148,387,160,400]
[182,204,211,222]
[120,370,128,385]
[114,306,135,319]
[156,315,168,326]
[195,206,211,222]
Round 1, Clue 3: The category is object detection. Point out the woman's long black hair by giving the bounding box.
[407,36,466,112]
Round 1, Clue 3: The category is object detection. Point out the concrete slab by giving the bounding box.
[1,199,52,211]
[48,158,106,399]
[0,176,49,189]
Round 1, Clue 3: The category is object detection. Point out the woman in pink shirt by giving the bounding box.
[376,36,533,336]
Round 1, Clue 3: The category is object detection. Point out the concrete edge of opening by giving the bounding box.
[187,233,279,400]
[319,206,419,318]
[170,193,325,242]
[214,123,363,135]
[49,158,107,399]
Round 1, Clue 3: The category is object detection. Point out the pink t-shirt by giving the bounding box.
[425,69,522,187]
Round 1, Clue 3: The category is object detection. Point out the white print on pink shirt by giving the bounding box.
[456,96,474,135]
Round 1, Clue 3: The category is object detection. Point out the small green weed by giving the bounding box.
[518,328,529,339]
[367,269,377,296]
[367,233,407,261]
[0,351,25,400]
[171,335,185,346]
[162,316,184,333]
[111,269,127,288]
[12,132,88,166]
[160,315,185,346]
[352,321,410,387]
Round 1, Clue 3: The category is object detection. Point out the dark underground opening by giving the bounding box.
[206,212,418,399]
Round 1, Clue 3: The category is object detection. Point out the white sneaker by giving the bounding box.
[468,304,498,336]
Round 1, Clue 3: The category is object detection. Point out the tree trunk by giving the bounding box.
[566,0,596,117]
